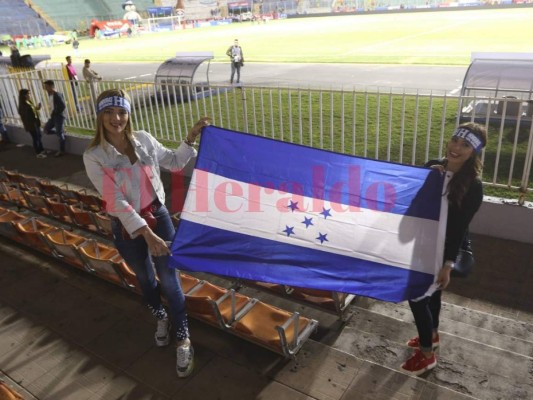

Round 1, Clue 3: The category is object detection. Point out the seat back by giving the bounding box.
[77,240,128,287]
[0,208,26,240]
[93,212,112,236]
[13,218,56,253]
[231,301,317,357]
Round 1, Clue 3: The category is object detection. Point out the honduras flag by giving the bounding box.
[169,126,448,303]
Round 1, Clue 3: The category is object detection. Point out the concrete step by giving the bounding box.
[330,297,533,400]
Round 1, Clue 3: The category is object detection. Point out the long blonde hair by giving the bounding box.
[88,88,134,149]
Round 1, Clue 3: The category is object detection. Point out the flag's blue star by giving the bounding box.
[283,225,295,237]
[320,207,332,219]
[316,232,328,244]
[288,200,299,212]
[301,216,314,228]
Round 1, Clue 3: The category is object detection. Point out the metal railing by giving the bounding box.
[1,69,531,196]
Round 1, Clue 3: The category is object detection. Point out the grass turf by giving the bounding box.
[11,8,533,65]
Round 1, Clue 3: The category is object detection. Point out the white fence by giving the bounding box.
[1,69,532,197]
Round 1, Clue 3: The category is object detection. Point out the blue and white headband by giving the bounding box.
[96,96,131,114]
[453,127,484,153]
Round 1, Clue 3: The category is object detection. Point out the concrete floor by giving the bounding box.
[0,140,532,400]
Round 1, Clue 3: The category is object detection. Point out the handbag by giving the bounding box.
[451,239,475,278]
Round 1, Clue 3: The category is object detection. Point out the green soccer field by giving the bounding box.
[16,7,533,65]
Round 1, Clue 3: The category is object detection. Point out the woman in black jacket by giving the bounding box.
[401,122,488,375]
[18,89,46,158]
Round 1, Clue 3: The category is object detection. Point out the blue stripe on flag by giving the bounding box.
[196,126,444,221]
[170,220,435,303]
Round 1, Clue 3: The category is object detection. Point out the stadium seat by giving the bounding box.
[67,204,98,232]
[0,207,27,241]
[179,272,203,294]
[22,190,51,216]
[231,301,318,358]
[43,229,87,269]
[77,239,136,289]
[77,191,105,212]
[289,288,356,318]
[12,217,57,254]
[0,183,26,207]
[186,281,252,328]
[44,196,74,225]
[92,211,113,237]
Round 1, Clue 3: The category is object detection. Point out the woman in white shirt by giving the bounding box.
[84,88,210,378]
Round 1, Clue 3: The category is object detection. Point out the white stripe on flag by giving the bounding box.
[181,170,443,275]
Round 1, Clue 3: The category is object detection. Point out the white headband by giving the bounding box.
[97,96,131,114]
[453,127,483,153]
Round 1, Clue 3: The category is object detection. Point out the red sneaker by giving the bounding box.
[401,349,437,376]
[406,333,439,349]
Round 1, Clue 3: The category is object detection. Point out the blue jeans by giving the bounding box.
[0,119,8,143]
[408,290,442,352]
[111,204,189,341]
[27,123,44,154]
[44,115,66,152]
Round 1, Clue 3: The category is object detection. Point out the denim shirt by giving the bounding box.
[84,130,196,237]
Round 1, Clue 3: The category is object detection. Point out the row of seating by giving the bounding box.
[0,205,318,358]
[234,280,356,320]
[0,170,111,237]
[0,169,105,212]
[1,168,339,329]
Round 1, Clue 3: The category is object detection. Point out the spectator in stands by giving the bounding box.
[43,80,66,157]
[401,122,487,376]
[0,103,9,145]
[17,89,46,158]
[83,88,211,379]
[82,59,103,109]
[226,39,244,84]
[10,46,20,68]
[65,56,80,111]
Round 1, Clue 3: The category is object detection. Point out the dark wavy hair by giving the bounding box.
[446,122,487,207]
[17,88,30,114]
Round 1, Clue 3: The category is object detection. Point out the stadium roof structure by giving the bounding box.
[461,57,533,100]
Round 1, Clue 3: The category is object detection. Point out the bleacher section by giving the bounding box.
[0,167,319,359]
[30,0,112,31]
[0,0,53,36]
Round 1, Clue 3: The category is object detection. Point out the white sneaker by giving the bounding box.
[176,340,194,378]
[154,318,170,347]
[36,152,47,158]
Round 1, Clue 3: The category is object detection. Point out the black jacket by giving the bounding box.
[50,91,66,118]
[426,159,483,262]
[18,101,40,132]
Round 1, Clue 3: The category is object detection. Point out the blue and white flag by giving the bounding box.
[169,126,448,303]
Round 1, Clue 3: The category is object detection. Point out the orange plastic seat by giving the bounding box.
[77,240,133,288]
[77,191,104,212]
[0,208,27,240]
[186,281,252,328]
[231,301,318,357]
[12,218,57,254]
[45,196,74,224]
[68,204,98,232]
[179,273,202,294]
[44,229,87,269]
[22,190,50,216]
[0,183,26,206]
[92,211,113,237]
